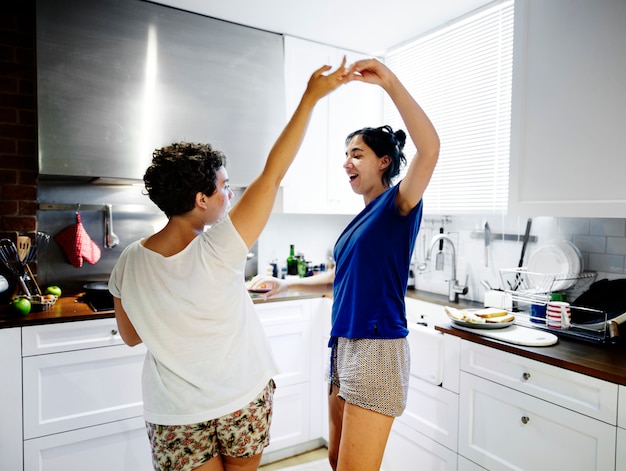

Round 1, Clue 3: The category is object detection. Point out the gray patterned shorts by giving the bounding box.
[328,337,410,417]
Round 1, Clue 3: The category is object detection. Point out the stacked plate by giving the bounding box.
[527,240,583,291]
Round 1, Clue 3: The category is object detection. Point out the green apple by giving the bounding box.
[45,285,62,297]
[11,297,31,316]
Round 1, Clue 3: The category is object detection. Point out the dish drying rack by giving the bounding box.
[499,268,617,345]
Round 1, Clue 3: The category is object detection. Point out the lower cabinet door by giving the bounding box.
[458,455,487,471]
[398,376,459,451]
[459,372,616,471]
[23,343,146,439]
[617,428,626,471]
[382,420,457,471]
[264,382,311,453]
[24,416,152,471]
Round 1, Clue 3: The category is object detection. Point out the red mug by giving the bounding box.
[546,301,571,329]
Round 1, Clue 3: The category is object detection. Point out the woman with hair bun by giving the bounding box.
[250,58,440,471]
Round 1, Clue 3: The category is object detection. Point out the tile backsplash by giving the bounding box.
[258,213,626,304]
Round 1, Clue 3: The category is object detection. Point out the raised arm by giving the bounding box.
[350,59,440,215]
[230,59,349,247]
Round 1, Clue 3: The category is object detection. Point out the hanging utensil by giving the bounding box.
[435,227,444,270]
[0,238,31,296]
[104,204,120,249]
[17,236,31,262]
[484,222,491,267]
[512,218,533,291]
[416,232,427,272]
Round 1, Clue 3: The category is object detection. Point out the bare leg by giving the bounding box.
[328,387,394,471]
[191,453,263,471]
[327,387,345,470]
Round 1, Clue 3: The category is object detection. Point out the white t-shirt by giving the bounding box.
[108,216,278,425]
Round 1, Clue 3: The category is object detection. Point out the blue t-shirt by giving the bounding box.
[331,184,422,339]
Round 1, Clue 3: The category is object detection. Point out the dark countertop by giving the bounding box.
[405,289,626,386]
[0,291,323,328]
[435,322,626,385]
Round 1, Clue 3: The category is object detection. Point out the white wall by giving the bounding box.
[259,212,626,304]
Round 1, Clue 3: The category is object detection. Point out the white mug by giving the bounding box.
[546,301,571,329]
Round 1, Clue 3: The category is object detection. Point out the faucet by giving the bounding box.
[428,233,469,303]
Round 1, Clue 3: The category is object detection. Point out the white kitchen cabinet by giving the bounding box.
[398,375,459,451]
[618,385,626,428]
[257,298,329,458]
[21,319,152,470]
[458,455,486,471]
[24,417,151,471]
[459,341,618,424]
[0,327,23,471]
[617,427,626,471]
[508,0,626,217]
[282,36,383,215]
[382,420,457,471]
[22,343,146,438]
[618,386,626,471]
[459,371,616,471]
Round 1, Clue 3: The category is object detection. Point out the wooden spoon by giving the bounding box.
[17,236,31,262]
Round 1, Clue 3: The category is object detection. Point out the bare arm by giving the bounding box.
[113,297,142,347]
[350,59,440,215]
[248,269,335,297]
[230,59,349,248]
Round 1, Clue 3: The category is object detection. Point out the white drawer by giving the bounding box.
[23,343,146,438]
[397,375,459,451]
[254,298,312,326]
[22,318,124,356]
[460,340,618,424]
[23,416,152,471]
[617,386,626,429]
[459,372,616,471]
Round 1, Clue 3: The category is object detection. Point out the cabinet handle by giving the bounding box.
[522,372,531,381]
[521,416,530,424]
[111,329,118,336]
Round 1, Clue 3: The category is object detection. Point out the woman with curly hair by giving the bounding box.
[250,58,440,471]
[108,58,350,471]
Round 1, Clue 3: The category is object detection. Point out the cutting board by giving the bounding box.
[450,323,558,346]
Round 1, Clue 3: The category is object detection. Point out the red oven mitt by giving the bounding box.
[54,213,102,268]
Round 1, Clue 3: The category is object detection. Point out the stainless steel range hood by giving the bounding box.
[36,0,285,186]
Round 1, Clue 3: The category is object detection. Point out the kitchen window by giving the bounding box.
[384,0,514,214]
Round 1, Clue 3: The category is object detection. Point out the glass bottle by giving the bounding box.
[287,244,298,276]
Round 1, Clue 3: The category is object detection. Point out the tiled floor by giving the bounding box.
[259,448,330,470]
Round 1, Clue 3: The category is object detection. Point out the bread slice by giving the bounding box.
[473,307,509,318]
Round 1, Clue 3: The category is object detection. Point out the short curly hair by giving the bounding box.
[143,142,227,218]
[345,125,407,187]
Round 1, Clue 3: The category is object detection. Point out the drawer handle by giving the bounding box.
[111,329,118,336]
[521,416,530,424]
[522,372,531,381]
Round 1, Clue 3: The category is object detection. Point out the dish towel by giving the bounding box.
[54,213,102,268]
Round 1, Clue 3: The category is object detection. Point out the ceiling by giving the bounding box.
[149,0,494,55]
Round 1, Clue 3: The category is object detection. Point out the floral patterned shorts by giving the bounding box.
[146,380,275,471]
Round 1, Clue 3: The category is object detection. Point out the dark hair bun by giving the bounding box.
[394,129,407,150]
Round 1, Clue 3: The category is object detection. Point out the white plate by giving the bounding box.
[451,318,514,329]
[527,240,583,291]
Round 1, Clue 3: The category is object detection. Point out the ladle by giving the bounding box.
[104,204,120,248]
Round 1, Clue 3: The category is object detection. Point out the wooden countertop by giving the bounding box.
[0,291,324,328]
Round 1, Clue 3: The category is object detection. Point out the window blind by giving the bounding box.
[384,0,514,214]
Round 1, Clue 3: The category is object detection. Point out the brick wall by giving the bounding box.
[0,0,37,238]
